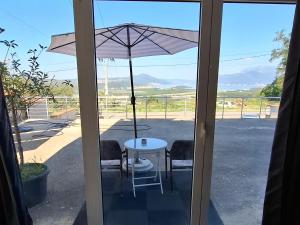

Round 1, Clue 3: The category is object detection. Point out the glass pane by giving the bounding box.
[208,3,295,225]
[0,1,85,224]
[94,2,200,225]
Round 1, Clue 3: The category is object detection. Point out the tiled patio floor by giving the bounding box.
[73,171,223,225]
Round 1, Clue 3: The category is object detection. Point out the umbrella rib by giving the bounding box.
[130,26,172,55]
[105,27,127,46]
[94,25,123,36]
[96,27,127,48]
[131,27,151,46]
[131,32,155,47]
[99,33,127,47]
[50,41,76,51]
[131,24,198,44]
[50,26,123,51]
[130,23,198,33]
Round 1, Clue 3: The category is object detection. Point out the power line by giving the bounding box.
[68,0,73,7]
[95,2,105,27]
[222,53,270,62]
[44,49,273,67]
[221,50,271,58]
[46,53,271,73]
[0,8,48,37]
[41,38,273,66]
[44,60,76,66]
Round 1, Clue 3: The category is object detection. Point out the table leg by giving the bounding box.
[157,152,163,195]
[132,156,136,198]
[154,153,159,181]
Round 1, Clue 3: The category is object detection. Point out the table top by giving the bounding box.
[124,138,167,152]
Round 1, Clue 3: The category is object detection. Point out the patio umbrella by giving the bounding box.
[48,23,198,138]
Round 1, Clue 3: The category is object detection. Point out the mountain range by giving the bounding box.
[97,73,196,89]
[67,67,277,92]
[217,67,276,91]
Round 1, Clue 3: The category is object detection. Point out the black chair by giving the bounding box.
[165,140,194,190]
[99,140,128,177]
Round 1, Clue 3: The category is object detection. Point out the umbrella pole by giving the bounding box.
[128,51,137,139]
[127,26,140,166]
[127,26,138,139]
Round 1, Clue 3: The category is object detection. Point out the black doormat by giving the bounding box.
[73,171,223,225]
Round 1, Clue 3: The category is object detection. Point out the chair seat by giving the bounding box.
[172,160,193,168]
[101,160,120,167]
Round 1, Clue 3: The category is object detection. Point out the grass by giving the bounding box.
[20,163,47,181]
[44,88,280,117]
[47,96,279,115]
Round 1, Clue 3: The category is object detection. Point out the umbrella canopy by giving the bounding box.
[48,23,198,59]
[48,23,199,138]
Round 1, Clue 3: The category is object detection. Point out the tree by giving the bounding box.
[260,75,284,97]
[1,41,72,165]
[261,30,290,97]
[51,82,74,96]
[1,40,18,62]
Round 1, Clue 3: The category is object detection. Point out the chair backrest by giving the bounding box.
[99,140,122,160]
[170,140,194,160]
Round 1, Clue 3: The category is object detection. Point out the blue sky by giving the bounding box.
[0,1,295,83]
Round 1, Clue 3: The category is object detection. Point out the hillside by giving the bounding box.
[97,73,196,89]
[59,69,276,96]
[218,67,276,91]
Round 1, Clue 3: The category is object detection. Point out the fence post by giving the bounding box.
[184,96,187,116]
[145,96,148,119]
[65,97,68,119]
[98,97,102,118]
[26,106,30,120]
[240,97,244,119]
[221,97,225,119]
[45,97,49,119]
[105,95,108,111]
[164,96,168,119]
[125,97,128,119]
[259,98,263,119]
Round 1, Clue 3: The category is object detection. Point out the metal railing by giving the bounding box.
[25,96,281,120]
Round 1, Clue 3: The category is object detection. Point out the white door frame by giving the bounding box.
[73,0,103,225]
[191,0,223,224]
[72,1,296,225]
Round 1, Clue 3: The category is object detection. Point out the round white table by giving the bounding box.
[124,138,167,197]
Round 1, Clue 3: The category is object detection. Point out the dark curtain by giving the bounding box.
[0,73,32,224]
[262,1,300,225]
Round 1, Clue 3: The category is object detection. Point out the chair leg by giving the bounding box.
[132,157,136,198]
[126,149,129,177]
[120,159,124,193]
[120,159,122,178]
[165,149,168,179]
[170,159,173,191]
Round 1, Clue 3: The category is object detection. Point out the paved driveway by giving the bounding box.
[26,118,276,225]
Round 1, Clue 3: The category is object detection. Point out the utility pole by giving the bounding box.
[104,60,109,110]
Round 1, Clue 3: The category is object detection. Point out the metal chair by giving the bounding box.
[165,140,194,190]
[100,140,128,177]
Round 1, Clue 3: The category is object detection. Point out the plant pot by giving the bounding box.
[22,164,50,208]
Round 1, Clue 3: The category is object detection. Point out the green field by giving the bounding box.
[47,87,280,117]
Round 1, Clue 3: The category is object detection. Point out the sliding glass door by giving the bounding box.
[94,2,201,225]
[72,0,222,225]
[71,0,295,225]
[207,3,295,225]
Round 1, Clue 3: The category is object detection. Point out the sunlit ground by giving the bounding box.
[17,117,276,225]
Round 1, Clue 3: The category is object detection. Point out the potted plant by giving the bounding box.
[20,162,50,207]
[0,40,72,207]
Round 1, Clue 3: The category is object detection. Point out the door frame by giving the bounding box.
[72,0,296,225]
[73,0,103,224]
